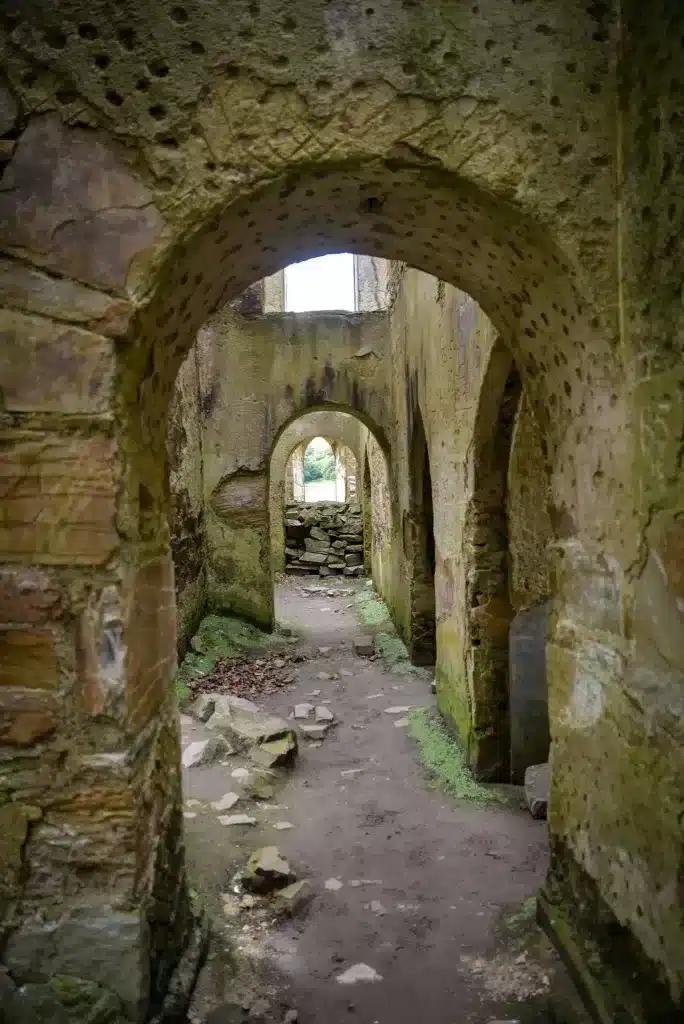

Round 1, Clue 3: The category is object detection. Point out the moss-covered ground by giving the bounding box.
[174,613,292,707]
[407,707,509,806]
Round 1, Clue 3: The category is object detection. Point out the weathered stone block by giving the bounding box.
[0,434,119,565]
[344,552,362,565]
[309,526,329,541]
[0,258,133,338]
[0,310,115,414]
[0,629,58,689]
[0,115,167,292]
[123,554,176,733]
[0,802,42,898]
[300,551,327,565]
[304,537,331,554]
[3,910,148,1018]
[0,689,59,745]
[0,568,64,625]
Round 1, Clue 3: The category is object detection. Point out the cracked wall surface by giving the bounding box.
[0,2,682,1020]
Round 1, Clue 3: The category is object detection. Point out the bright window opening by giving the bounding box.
[285,253,356,312]
[303,437,337,502]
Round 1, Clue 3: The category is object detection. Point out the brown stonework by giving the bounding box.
[124,554,177,734]
[0,629,58,690]
[0,689,59,746]
[0,433,120,565]
[0,568,64,625]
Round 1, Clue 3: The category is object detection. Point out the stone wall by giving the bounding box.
[198,306,391,625]
[284,502,364,578]
[167,346,206,655]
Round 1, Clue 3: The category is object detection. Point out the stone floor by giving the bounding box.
[182,579,588,1024]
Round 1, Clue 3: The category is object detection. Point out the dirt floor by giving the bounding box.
[182,578,588,1024]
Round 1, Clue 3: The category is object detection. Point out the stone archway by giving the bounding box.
[1,6,682,1020]
[268,406,391,584]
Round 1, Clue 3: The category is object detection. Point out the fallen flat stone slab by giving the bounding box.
[524,762,550,819]
[384,706,413,715]
[190,693,217,723]
[218,814,257,826]
[315,705,334,723]
[293,703,314,720]
[182,735,232,768]
[210,694,295,753]
[211,792,241,812]
[299,551,328,565]
[299,723,329,740]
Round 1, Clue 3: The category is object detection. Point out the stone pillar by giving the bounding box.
[0,115,195,1019]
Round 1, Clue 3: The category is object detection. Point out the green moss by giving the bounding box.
[407,707,507,805]
[374,631,425,675]
[174,613,291,708]
[354,587,391,626]
[503,896,538,930]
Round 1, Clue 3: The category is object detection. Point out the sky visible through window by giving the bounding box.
[285,253,355,312]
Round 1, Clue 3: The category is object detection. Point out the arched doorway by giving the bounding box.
[408,404,437,667]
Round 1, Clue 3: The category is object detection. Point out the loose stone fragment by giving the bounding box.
[335,963,383,984]
[211,792,241,812]
[299,723,329,740]
[325,878,344,891]
[182,735,231,768]
[524,762,550,819]
[218,814,257,826]
[250,734,298,768]
[384,706,413,715]
[315,705,334,723]
[274,880,311,916]
[353,639,375,657]
[293,703,314,720]
[241,846,295,893]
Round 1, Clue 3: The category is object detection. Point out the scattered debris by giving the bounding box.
[324,878,344,891]
[294,702,314,720]
[188,650,298,703]
[299,723,330,741]
[272,821,294,830]
[211,792,241,812]
[241,846,296,894]
[181,735,232,768]
[336,963,383,985]
[394,717,410,728]
[316,671,332,680]
[350,879,382,887]
[384,705,413,715]
[369,900,387,916]
[340,768,364,776]
[315,705,335,723]
[231,766,251,782]
[218,814,257,826]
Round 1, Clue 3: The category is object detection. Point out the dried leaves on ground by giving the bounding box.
[189,652,302,701]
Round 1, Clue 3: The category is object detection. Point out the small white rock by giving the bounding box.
[369,900,387,916]
[218,814,257,826]
[324,878,344,891]
[315,705,334,723]
[211,792,241,812]
[318,646,331,654]
[384,706,413,715]
[335,963,383,985]
[231,767,251,781]
[340,669,354,677]
[316,672,332,681]
[294,703,314,720]
[183,811,197,819]
[394,717,410,728]
[272,821,294,830]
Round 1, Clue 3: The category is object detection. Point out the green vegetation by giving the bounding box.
[303,440,336,482]
[354,587,391,626]
[407,707,508,805]
[174,613,291,707]
[374,631,425,676]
